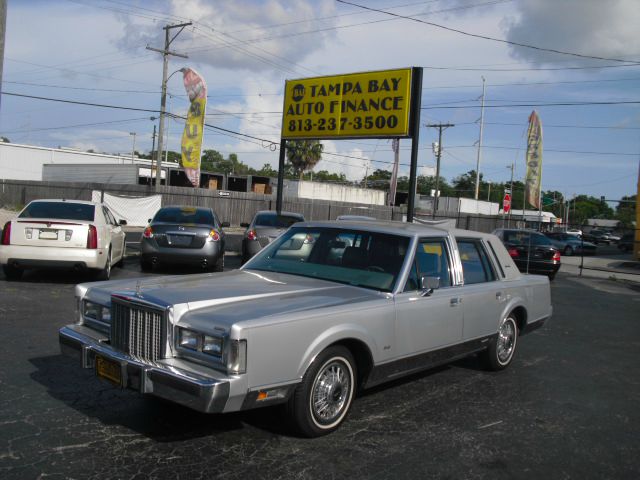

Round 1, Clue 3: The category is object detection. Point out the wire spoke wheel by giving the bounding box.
[497,317,517,364]
[311,360,351,426]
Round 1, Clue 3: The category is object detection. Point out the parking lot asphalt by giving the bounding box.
[1,256,639,479]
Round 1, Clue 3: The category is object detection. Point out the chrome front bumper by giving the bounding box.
[59,325,230,413]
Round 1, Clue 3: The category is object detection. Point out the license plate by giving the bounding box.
[96,355,123,386]
[169,235,192,246]
[39,229,58,240]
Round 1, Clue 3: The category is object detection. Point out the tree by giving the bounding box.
[255,163,278,177]
[0,136,9,143]
[615,195,636,228]
[452,170,482,198]
[569,195,615,226]
[201,149,224,172]
[286,140,324,179]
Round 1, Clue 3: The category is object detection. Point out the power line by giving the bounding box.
[337,0,638,64]
[423,100,640,109]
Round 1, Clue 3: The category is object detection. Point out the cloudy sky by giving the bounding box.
[1,0,639,201]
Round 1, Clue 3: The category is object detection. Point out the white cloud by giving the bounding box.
[502,0,640,65]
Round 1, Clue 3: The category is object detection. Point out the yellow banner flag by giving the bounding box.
[181,68,207,187]
[525,110,543,209]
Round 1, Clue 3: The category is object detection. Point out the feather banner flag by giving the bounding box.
[525,110,543,209]
[180,68,207,187]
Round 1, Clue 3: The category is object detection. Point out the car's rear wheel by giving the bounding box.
[564,246,574,256]
[288,346,356,437]
[95,248,112,280]
[3,264,23,281]
[482,314,518,371]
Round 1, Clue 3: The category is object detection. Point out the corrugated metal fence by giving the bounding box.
[0,178,509,232]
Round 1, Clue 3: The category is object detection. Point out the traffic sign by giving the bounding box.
[503,193,511,213]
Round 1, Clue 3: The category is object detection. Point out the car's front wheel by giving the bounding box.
[482,314,518,371]
[288,346,356,437]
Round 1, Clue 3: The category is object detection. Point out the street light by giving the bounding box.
[129,132,137,164]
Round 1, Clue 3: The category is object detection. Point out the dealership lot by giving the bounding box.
[0,256,639,479]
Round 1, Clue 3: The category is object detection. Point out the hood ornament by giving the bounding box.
[135,280,142,297]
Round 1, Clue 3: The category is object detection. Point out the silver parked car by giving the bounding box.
[1,199,126,280]
[140,206,227,272]
[240,210,304,263]
[59,220,552,437]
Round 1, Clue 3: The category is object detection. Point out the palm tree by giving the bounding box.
[286,140,324,180]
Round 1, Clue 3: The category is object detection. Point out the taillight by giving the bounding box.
[247,229,257,241]
[552,251,561,262]
[507,247,519,258]
[1,222,11,245]
[142,226,153,238]
[208,229,220,242]
[86,225,98,249]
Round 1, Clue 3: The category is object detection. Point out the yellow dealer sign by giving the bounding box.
[282,68,413,139]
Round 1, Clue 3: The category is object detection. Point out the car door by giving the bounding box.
[103,207,124,260]
[394,238,463,356]
[455,238,504,340]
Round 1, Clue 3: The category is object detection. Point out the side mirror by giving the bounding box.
[420,275,440,297]
[148,218,152,223]
[119,219,128,226]
[221,221,230,228]
[240,222,249,228]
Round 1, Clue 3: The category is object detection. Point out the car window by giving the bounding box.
[457,239,497,285]
[254,214,303,228]
[247,227,409,293]
[19,201,95,221]
[103,207,116,225]
[404,239,452,292]
[154,207,213,225]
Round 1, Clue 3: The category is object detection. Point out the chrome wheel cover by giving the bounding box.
[497,318,516,364]
[310,357,353,428]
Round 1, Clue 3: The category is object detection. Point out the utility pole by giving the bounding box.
[426,123,454,219]
[507,162,514,227]
[474,76,486,200]
[0,0,7,114]
[129,132,136,164]
[146,22,191,191]
[150,124,157,186]
[388,138,400,206]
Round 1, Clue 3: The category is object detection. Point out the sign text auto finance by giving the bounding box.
[282,68,412,139]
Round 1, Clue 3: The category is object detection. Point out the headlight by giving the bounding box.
[203,335,223,356]
[83,301,101,320]
[178,328,200,351]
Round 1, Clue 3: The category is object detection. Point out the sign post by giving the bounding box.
[278,67,422,220]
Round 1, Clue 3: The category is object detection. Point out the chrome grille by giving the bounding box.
[110,298,165,360]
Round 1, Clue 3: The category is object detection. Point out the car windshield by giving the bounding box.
[19,201,95,221]
[245,226,410,292]
[154,207,214,225]
[254,213,303,228]
[504,231,552,246]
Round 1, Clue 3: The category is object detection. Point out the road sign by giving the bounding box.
[503,192,511,213]
[281,68,413,140]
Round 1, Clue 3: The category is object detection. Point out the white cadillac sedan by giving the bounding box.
[0,199,126,280]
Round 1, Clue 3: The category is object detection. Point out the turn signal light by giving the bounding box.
[86,225,98,249]
[142,226,153,238]
[247,229,257,241]
[1,222,11,245]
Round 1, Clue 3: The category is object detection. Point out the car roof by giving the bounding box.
[161,205,212,211]
[295,219,495,241]
[28,198,100,206]
[253,210,303,218]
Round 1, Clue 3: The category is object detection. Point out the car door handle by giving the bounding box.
[450,297,461,306]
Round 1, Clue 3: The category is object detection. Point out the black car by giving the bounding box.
[241,210,304,263]
[493,228,561,280]
[618,233,636,253]
[140,206,227,272]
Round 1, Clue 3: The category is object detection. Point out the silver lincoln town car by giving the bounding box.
[59,220,552,437]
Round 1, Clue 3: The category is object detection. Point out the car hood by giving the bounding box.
[80,269,382,328]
